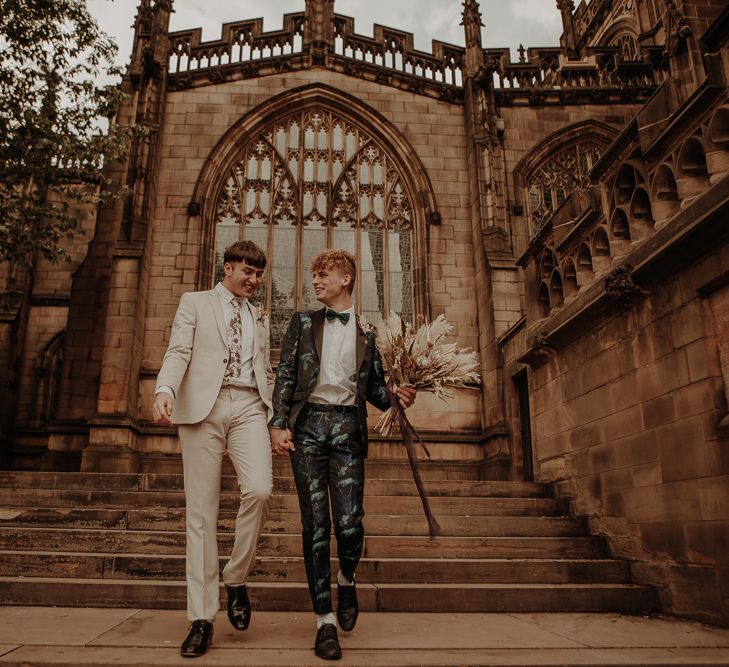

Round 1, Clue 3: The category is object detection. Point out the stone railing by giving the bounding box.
[333,15,465,87]
[165,10,660,101]
[168,12,305,76]
[484,45,661,105]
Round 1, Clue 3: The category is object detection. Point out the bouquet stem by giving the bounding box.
[386,385,441,539]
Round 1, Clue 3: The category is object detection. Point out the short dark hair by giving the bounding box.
[310,249,356,294]
[223,240,267,269]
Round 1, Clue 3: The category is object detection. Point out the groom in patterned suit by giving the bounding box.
[153,240,273,658]
[269,249,415,661]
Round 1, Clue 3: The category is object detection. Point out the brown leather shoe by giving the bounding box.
[180,620,213,658]
[226,584,252,631]
[315,623,342,660]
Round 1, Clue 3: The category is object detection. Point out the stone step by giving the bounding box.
[0,577,659,613]
[0,528,608,558]
[0,509,586,537]
[0,472,552,497]
[0,492,568,516]
[0,489,562,515]
[0,551,630,583]
[279,457,490,481]
[146,451,491,479]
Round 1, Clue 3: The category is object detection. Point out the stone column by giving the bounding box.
[304,0,335,67]
[461,1,511,478]
[81,0,173,472]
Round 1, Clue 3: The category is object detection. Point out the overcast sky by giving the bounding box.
[86,0,563,68]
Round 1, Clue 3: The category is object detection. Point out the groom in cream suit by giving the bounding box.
[153,240,273,658]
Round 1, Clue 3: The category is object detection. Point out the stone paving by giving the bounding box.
[0,608,728,665]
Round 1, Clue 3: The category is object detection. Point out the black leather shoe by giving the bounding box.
[226,584,252,630]
[336,581,358,631]
[315,623,342,660]
[180,620,213,658]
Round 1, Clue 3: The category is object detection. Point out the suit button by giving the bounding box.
[223,359,228,363]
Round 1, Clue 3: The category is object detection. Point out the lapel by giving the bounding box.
[355,314,367,373]
[208,290,228,346]
[245,300,259,358]
[312,308,325,362]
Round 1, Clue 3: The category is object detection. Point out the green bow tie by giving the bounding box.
[325,308,350,325]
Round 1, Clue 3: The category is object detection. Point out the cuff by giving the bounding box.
[268,416,289,429]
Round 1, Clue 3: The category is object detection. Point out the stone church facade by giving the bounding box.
[0,0,728,626]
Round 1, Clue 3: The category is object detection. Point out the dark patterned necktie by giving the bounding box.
[325,308,350,325]
[225,298,244,379]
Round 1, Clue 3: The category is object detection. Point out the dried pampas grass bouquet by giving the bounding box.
[374,313,481,538]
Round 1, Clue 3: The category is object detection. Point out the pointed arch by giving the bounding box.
[514,120,619,236]
[191,83,437,345]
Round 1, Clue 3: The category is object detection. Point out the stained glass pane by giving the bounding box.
[300,220,327,311]
[214,220,239,283]
[360,222,385,321]
[270,220,296,347]
[331,227,356,256]
[388,224,413,322]
[243,217,268,305]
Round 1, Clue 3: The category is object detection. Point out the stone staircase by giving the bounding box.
[0,461,659,613]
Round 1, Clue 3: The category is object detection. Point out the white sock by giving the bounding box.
[337,570,354,587]
[316,612,337,629]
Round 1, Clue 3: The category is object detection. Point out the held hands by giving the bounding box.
[393,384,417,409]
[269,427,295,455]
[152,392,174,426]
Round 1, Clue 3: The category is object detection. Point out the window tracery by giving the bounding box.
[611,32,641,61]
[527,141,604,235]
[215,109,414,347]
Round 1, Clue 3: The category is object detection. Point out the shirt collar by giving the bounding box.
[216,282,247,307]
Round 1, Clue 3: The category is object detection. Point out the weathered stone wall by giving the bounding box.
[9,201,97,464]
[669,0,726,101]
[523,236,729,626]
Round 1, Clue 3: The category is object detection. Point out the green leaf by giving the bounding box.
[0,0,136,267]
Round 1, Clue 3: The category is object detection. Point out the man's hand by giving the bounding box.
[152,392,174,426]
[269,427,295,455]
[394,385,417,409]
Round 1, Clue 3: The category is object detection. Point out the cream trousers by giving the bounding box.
[178,385,272,621]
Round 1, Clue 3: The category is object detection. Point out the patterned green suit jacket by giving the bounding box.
[269,307,390,457]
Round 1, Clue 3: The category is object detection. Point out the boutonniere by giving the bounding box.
[356,313,375,336]
[252,303,268,325]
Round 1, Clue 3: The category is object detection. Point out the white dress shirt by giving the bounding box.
[156,283,256,397]
[215,282,257,389]
[309,306,357,406]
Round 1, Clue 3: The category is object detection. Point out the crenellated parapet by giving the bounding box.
[166,11,466,102]
[168,12,306,85]
[163,3,662,106]
[332,16,466,89]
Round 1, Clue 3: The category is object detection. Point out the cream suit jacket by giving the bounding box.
[156,290,274,425]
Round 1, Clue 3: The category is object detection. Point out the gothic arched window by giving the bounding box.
[33,332,64,426]
[527,141,604,235]
[214,109,414,347]
[611,32,641,61]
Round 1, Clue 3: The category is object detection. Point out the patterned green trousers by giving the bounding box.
[291,403,365,615]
